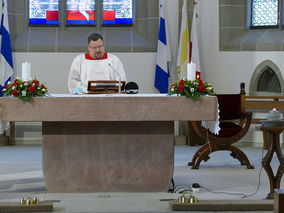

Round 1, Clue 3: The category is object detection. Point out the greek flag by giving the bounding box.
[0,0,14,96]
[155,0,171,94]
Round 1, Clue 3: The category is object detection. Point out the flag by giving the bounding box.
[0,0,14,96]
[155,0,171,94]
[190,0,201,79]
[177,0,189,80]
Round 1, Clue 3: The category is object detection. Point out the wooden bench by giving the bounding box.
[240,84,284,149]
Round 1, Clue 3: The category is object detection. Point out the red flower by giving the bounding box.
[32,80,39,85]
[12,89,18,97]
[5,84,9,89]
[41,84,46,89]
[29,86,36,93]
[178,79,184,92]
[198,84,205,93]
[13,82,19,87]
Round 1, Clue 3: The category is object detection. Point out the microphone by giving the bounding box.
[108,63,121,94]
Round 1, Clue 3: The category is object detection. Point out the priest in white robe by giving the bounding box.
[68,33,127,94]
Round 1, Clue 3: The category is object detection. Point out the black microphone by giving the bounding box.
[108,63,121,94]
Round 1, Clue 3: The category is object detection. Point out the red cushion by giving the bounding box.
[217,94,241,120]
[215,122,242,138]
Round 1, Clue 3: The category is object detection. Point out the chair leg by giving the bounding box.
[188,144,210,167]
[192,148,212,169]
[229,145,254,169]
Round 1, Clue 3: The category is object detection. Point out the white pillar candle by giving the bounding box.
[187,62,196,81]
[22,62,31,81]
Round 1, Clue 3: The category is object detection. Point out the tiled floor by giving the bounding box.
[0,144,282,212]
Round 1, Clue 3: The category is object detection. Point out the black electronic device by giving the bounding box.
[125,82,139,94]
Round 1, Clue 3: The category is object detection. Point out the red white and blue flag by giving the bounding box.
[155,0,171,93]
[0,0,14,96]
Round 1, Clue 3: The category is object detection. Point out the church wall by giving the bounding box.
[8,0,284,145]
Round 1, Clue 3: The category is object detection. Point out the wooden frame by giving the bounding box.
[241,85,284,149]
[87,80,126,94]
[188,84,255,169]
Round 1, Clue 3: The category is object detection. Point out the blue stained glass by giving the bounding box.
[29,0,59,25]
[66,0,96,25]
[251,0,278,27]
[103,0,132,25]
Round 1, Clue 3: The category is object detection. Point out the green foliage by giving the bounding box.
[2,78,48,102]
[168,79,215,101]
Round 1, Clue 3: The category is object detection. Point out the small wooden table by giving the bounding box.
[260,126,284,199]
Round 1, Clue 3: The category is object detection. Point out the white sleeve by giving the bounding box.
[68,55,85,94]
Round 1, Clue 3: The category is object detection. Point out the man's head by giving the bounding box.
[88,33,105,59]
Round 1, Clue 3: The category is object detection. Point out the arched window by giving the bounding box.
[257,68,281,93]
[251,0,279,28]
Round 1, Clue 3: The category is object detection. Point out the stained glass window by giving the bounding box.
[29,0,59,25]
[103,0,132,25]
[251,0,279,27]
[66,0,95,25]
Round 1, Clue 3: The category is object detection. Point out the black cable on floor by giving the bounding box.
[200,145,265,199]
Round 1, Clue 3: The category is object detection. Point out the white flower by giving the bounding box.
[12,86,16,90]
[7,81,11,85]
[20,85,23,88]
[32,83,35,86]
[2,88,6,91]
[171,87,174,92]
[42,88,46,92]
[190,88,195,92]
[24,82,28,86]
[16,77,20,80]
[207,87,212,91]
[22,90,26,96]
[37,87,40,90]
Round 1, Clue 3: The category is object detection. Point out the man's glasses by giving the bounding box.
[89,45,104,50]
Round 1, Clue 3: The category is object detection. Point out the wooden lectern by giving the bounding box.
[87,80,126,94]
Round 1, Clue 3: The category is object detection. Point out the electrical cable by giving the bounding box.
[240,145,264,198]
[174,185,192,194]
[200,145,265,199]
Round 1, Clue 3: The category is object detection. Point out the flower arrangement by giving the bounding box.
[168,79,215,100]
[2,77,48,102]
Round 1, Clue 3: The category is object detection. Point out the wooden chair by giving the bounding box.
[188,83,254,169]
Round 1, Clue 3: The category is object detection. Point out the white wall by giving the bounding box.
[12,0,284,144]
[199,0,284,94]
[13,52,159,94]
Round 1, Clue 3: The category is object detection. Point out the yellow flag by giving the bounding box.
[176,0,189,80]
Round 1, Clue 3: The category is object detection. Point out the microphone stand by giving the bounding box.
[108,63,121,94]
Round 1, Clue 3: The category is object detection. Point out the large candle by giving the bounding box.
[187,62,196,81]
[22,62,31,81]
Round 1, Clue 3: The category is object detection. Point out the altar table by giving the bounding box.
[1,94,217,192]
